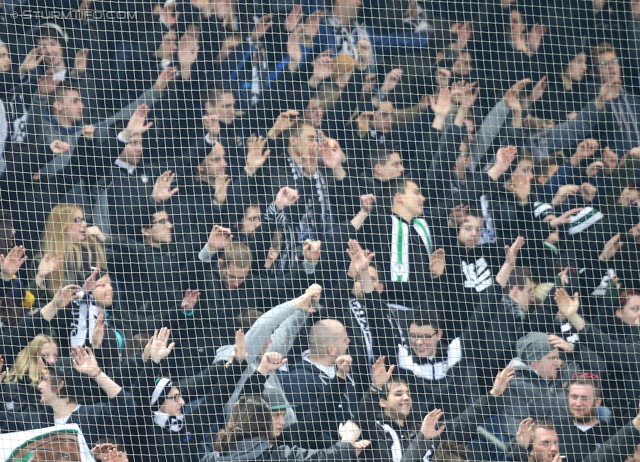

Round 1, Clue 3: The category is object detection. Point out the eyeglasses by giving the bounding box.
[167,393,182,401]
[408,332,439,341]
[152,218,169,225]
[73,217,86,224]
[599,58,620,67]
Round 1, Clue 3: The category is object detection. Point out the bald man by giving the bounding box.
[281,319,360,449]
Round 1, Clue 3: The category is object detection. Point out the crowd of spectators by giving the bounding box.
[2,0,640,460]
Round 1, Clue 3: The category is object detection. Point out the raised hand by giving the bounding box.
[554,288,580,318]
[287,25,304,70]
[202,113,220,137]
[505,236,525,267]
[303,239,322,263]
[208,225,233,250]
[250,14,273,42]
[355,39,373,70]
[1,245,27,280]
[489,366,515,397]
[380,68,403,93]
[586,161,605,177]
[152,170,180,202]
[285,4,303,32]
[19,46,44,74]
[122,104,153,141]
[572,139,599,165]
[91,313,106,349]
[85,225,107,243]
[346,238,374,278]
[420,409,446,439]
[516,417,534,449]
[144,327,175,364]
[551,184,580,206]
[268,110,299,139]
[178,30,200,77]
[548,334,573,352]
[224,329,247,367]
[214,174,231,205]
[522,75,547,109]
[599,233,624,261]
[504,78,531,109]
[51,284,82,310]
[355,111,375,137]
[301,10,325,47]
[257,351,287,375]
[245,135,271,176]
[71,346,101,377]
[152,66,177,91]
[372,356,396,387]
[429,87,452,117]
[73,48,90,77]
[37,253,62,281]
[293,283,322,313]
[494,145,518,173]
[82,268,105,293]
[547,207,584,229]
[181,289,200,312]
[311,50,335,83]
[526,23,547,55]
[336,355,352,379]
[360,194,376,214]
[275,187,299,210]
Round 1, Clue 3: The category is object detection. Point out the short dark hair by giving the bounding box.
[385,177,412,201]
[202,81,234,106]
[49,84,79,107]
[382,377,408,398]
[366,144,399,170]
[504,267,532,293]
[432,440,469,462]
[408,308,441,330]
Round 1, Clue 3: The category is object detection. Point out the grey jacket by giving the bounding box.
[201,439,356,462]
[499,359,567,440]
[217,300,311,424]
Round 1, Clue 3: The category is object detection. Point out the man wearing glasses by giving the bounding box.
[392,308,479,419]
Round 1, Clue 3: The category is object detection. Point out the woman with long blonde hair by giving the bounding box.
[1,334,58,413]
[32,204,106,302]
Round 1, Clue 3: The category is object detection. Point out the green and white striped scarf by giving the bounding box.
[390,215,434,282]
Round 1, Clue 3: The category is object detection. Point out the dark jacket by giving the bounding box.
[202,439,356,462]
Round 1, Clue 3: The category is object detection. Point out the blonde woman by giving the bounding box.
[1,334,58,414]
[32,204,107,305]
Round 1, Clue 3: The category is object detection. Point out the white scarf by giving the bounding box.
[397,338,463,381]
[390,215,434,282]
[69,295,100,348]
[153,411,185,433]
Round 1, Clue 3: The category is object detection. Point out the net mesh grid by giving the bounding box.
[0,0,639,461]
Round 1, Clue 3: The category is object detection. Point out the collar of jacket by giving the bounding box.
[153,410,186,433]
[42,111,81,135]
[501,294,527,319]
[214,438,271,461]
